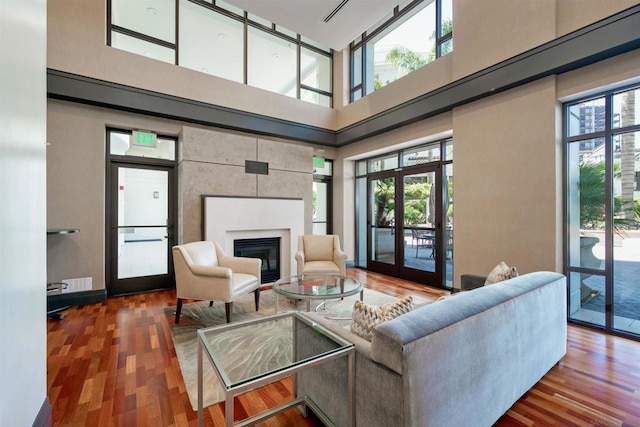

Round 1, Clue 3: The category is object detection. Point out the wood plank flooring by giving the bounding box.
[47,269,640,426]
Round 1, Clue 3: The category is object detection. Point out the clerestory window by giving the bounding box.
[350,0,452,102]
[107,0,333,107]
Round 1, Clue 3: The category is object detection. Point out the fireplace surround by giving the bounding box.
[203,196,305,278]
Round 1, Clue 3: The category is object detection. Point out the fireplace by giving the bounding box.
[234,237,281,283]
[203,196,305,276]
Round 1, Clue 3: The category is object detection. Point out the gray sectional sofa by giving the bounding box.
[298,271,567,426]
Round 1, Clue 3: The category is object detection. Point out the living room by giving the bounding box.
[3,0,640,425]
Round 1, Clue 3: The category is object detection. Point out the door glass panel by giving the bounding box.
[110,131,175,160]
[369,154,398,172]
[403,171,435,272]
[117,167,168,278]
[402,143,440,166]
[567,140,606,325]
[313,181,328,235]
[444,164,454,287]
[613,131,640,333]
[356,176,367,267]
[371,177,395,264]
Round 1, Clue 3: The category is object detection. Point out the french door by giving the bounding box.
[368,165,446,286]
[107,162,176,295]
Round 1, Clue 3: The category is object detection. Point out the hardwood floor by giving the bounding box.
[47,269,640,426]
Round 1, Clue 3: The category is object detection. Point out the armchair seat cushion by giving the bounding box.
[302,260,342,274]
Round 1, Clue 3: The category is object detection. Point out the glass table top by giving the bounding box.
[197,312,353,389]
[273,274,363,300]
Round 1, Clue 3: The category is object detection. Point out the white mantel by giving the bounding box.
[203,196,305,277]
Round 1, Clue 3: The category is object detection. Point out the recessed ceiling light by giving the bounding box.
[217,33,227,40]
[146,7,159,15]
[272,53,280,60]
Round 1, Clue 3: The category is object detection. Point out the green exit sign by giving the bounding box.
[132,131,157,148]
[313,157,325,168]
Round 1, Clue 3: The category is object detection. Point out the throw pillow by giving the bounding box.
[351,296,413,341]
[484,261,519,285]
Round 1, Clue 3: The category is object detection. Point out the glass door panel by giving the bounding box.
[444,164,454,287]
[613,131,640,334]
[109,163,174,295]
[312,181,329,234]
[566,141,606,326]
[403,171,436,273]
[117,167,169,279]
[370,177,396,265]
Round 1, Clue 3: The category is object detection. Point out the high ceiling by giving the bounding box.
[223,0,401,50]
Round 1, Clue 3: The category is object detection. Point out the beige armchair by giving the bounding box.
[295,235,347,276]
[172,241,261,324]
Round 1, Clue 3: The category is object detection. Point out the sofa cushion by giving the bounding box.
[485,261,519,285]
[351,296,413,341]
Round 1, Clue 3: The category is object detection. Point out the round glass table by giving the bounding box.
[272,273,363,313]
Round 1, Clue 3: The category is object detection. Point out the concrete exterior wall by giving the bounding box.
[179,127,313,244]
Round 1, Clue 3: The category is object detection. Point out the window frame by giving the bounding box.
[349,0,452,102]
[106,0,333,107]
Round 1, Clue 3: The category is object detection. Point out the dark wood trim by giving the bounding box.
[46,69,337,146]
[33,397,52,427]
[47,5,640,147]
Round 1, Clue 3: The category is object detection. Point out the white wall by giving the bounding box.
[0,0,48,424]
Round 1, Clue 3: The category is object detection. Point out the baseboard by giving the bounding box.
[47,289,107,312]
[33,396,52,427]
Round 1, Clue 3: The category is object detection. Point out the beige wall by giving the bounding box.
[453,77,562,279]
[452,0,556,80]
[47,100,316,292]
[556,0,638,36]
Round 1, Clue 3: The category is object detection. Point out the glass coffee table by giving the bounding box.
[273,274,363,313]
[197,312,355,427]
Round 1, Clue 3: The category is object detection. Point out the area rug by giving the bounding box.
[165,288,428,411]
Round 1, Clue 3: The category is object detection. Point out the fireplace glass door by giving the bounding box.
[234,237,281,283]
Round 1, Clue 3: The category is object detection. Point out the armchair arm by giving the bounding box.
[189,264,231,278]
[295,250,305,275]
[333,249,347,265]
[460,274,487,291]
[218,255,261,277]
